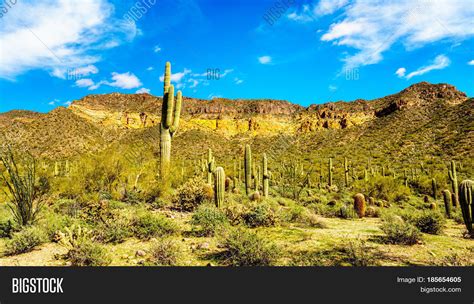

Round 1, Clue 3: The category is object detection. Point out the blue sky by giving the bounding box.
[0,0,473,113]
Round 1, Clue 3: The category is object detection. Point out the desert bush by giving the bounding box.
[191,204,228,236]
[94,218,132,244]
[131,212,178,240]
[65,241,111,266]
[172,177,210,211]
[354,176,410,203]
[404,211,445,235]
[54,199,81,217]
[381,215,421,245]
[148,238,181,266]
[220,228,279,266]
[281,205,326,228]
[337,204,357,219]
[5,226,46,255]
[0,147,47,226]
[288,250,328,266]
[0,220,14,238]
[42,213,78,242]
[340,239,380,266]
[243,203,276,228]
[222,203,248,225]
[57,225,111,266]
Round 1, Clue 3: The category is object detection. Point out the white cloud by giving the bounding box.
[258,56,272,64]
[314,0,348,15]
[329,85,337,91]
[146,66,154,71]
[468,60,474,66]
[48,98,60,106]
[221,69,234,77]
[64,101,72,106]
[72,65,99,77]
[404,55,450,79]
[287,5,313,23]
[395,67,406,78]
[136,88,151,94]
[75,78,95,87]
[108,72,142,89]
[188,79,199,88]
[0,0,137,80]
[317,0,474,70]
[153,45,161,53]
[234,77,243,85]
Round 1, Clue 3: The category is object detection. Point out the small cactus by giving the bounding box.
[344,157,349,187]
[458,180,473,237]
[353,193,366,218]
[431,178,437,200]
[263,153,269,198]
[442,190,452,219]
[214,167,225,208]
[244,145,252,195]
[328,158,333,187]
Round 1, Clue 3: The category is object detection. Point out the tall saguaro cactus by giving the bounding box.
[459,180,473,237]
[263,153,269,198]
[344,157,349,187]
[448,160,458,207]
[244,145,252,195]
[160,61,182,179]
[328,158,333,187]
[206,148,215,184]
[214,167,225,208]
[431,178,437,200]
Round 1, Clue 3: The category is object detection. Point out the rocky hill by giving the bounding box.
[0,82,472,163]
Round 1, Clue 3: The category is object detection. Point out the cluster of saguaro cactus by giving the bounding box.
[328,158,333,187]
[214,167,225,208]
[244,145,252,195]
[448,160,458,207]
[459,180,473,237]
[159,61,182,179]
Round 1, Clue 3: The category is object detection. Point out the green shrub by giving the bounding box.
[0,220,14,238]
[57,225,111,266]
[66,240,111,266]
[147,238,181,266]
[288,251,328,266]
[95,219,132,244]
[172,177,210,211]
[5,226,46,255]
[54,199,81,217]
[340,239,380,266]
[281,205,327,228]
[221,228,279,266]
[405,211,445,235]
[131,212,178,240]
[42,213,78,242]
[354,176,410,203]
[243,203,276,228]
[337,204,357,219]
[380,215,421,245]
[191,204,228,236]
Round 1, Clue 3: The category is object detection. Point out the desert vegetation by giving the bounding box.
[0,62,472,266]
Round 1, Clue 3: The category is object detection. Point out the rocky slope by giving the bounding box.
[0,82,471,160]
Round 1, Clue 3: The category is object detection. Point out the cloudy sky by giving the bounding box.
[0,0,473,112]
